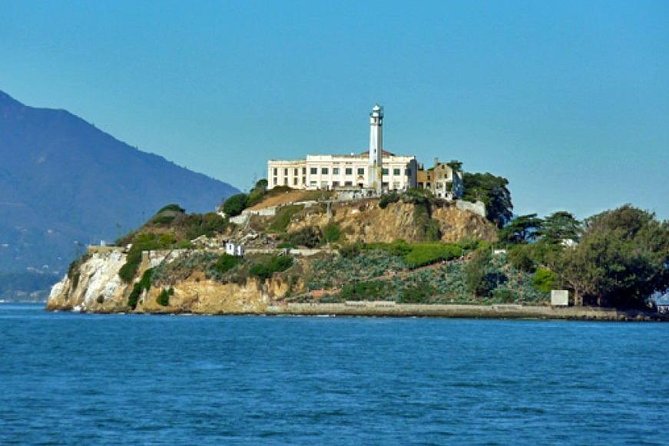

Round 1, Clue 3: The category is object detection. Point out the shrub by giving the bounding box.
[118,233,176,283]
[128,268,153,309]
[400,282,435,303]
[269,205,303,233]
[213,254,241,274]
[340,280,387,301]
[339,243,362,258]
[286,226,322,248]
[379,192,400,209]
[222,193,249,217]
[493,288,515,303]
[249,255,294,280]
[404,243,463,269]
[508,245,536,272]
[157,204,185,214]
[322,222,342,244]
[532,267,557,293]
[157,287,174,306]
[365,240,411,256]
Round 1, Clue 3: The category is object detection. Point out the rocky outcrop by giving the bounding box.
[286,200,497,244]
[46,247,294,313]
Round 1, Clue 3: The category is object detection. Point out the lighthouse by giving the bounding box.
[368,104,384,192]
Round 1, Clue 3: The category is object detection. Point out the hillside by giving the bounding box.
[0,90,238,298]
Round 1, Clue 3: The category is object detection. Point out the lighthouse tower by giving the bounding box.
[368,104,384,192]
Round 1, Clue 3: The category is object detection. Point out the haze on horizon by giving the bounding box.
[1,0,667,219]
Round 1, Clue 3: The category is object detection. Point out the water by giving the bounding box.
[1,304,667,445]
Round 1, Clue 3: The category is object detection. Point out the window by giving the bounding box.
[302,167,306,175]
[283,178,288,186]
[294,168,298,176]
[302,176,306,184]
[284,168,288,176]
[382,168,389,175]
[332,181,340,187]
[345,181,353,186]
[345,168,353,175]
[273,177,277,186]
[357,168,364,175]
[273,168,277,175]
[322,167,329,174]
[310,167,318,175]
[310,181,317,187]
[333,168,340,175]
[293,177,298,185]
[393,168,401,176]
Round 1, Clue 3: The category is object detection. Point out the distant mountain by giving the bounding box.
[0,90,238,298]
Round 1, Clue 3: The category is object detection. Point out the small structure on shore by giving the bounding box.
[225,241,244,257]
[551,290,569,306]
[656,295,669,314]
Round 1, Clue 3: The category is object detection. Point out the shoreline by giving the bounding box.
[45,302,668,322]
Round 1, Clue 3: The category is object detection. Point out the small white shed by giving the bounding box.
[551,290,569,306]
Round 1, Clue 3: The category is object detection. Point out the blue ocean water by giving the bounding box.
[0,304,667,445]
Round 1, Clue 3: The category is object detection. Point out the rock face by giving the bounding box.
[46,248,292,313]
[286,200,497,244]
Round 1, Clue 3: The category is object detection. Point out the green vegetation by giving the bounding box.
[340,280,389,301]
[222,193,249,217]
[322,222,342,244]
[157,287,174,306]
[213,254,241,274]
[557,205,669,308]
[462,172,513,227]
[286,226,322,248]
[128,268,153,309]
[403,243,463,269]
[118,233,177,283]
[532,267,557,293]
[67,253,90,289]
[249,255,294,280]
[268,205,303,232]
[157,204,186,213]
[379,191,400,209]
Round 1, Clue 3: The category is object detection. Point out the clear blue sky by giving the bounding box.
[1,0,667,219]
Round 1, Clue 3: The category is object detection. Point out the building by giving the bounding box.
[416,160,464,200]
[268,105,418,192]
[225,242,244,257]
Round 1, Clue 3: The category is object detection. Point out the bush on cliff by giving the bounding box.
[286,226,322,248]
[156,287,174,306]
[249,255,294,280]
[128,268,153,309]
[213,254,241,274]
[379,191,400,209]
[222,193,249,217]
[119,233,176,283]
[322,222,342,244]
[268,205,303,233]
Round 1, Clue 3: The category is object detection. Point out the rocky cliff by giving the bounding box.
[46,248,296,313]
[47,197,498,314]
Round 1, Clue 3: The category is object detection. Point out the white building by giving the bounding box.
[225,242,244,257]
[268,105,418,192]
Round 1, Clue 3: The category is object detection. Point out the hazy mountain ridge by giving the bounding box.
[0,90,238,297]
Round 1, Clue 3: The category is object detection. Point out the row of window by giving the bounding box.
[271,176,404,189]
[272,167,409,176]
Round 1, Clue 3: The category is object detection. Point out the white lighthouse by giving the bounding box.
[368,104,384,192]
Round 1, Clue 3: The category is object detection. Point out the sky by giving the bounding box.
[1,0,667,219]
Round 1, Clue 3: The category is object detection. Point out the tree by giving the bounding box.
[557,205,669,308]
[462,173,513,228]
[542,211,581,244]
[499,214,544,244]
[247,179,268,207]
[222,193,248,217]
[446,160,463,172]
